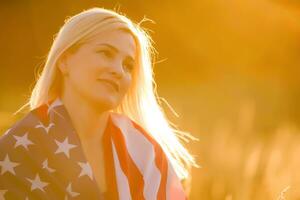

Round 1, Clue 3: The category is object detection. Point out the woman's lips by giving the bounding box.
[97,79,119,92]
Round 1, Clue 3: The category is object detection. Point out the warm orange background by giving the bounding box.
[1,0,300,199]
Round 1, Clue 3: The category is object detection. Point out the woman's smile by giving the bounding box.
[97,79,119,92]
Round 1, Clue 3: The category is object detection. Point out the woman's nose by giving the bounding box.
[109,61,125,79]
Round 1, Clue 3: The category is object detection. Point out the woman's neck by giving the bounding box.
[60,90,110,146]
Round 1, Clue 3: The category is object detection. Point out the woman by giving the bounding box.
[0,7,198,200]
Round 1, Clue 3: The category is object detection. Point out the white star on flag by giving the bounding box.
[66,182,80,197]
[78,162,93,180]
[55,137,77,158]
[0,154,20,175]
[26,173,49,192]
[13,132,34,150]
[42,159,56,173]
[35,122,55,134]
[0,190,7,200]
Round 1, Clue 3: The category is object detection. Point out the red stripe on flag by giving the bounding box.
[102,116,120,200]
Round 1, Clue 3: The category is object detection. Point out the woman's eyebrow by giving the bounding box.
[96,43,135,61]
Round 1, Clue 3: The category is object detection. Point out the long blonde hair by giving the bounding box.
[16,7,199,181]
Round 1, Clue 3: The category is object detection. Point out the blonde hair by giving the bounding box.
[16,7,199,181]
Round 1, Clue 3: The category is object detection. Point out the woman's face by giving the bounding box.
[58,28,136,111]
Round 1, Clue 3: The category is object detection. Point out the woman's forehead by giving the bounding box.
[87,29,136,58]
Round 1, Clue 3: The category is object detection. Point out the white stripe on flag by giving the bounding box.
[166,159,186,200]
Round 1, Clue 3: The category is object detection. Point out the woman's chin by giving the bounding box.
[90,95,119,111]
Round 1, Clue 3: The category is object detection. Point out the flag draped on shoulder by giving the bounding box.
[0,98,187,200]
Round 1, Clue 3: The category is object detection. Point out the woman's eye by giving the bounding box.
[97,50,113,58]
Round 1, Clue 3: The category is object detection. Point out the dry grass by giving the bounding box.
[189,101,300,200]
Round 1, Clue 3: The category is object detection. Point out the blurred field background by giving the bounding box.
[1,0,300,199]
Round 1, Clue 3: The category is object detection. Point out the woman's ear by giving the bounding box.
[57,51,71,76]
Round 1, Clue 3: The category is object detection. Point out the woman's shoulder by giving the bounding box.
[0,111,37,146]
[0,111,41,184]
[109,112,188,199]
[109,112,163,150]
[109,112,170,168]
[0,109,46,166]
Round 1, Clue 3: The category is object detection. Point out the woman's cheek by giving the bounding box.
[127,74,133,86]
[71,69,93,91]
[122,76,132,93]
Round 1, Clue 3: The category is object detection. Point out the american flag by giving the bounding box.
[0,98,187,200]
